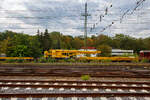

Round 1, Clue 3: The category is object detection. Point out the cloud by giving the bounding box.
[0,0,150,38]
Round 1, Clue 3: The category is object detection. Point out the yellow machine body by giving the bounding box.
[44,49,138,61]
[44,49,101,59]
[79,57,138,61]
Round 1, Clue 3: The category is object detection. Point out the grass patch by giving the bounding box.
[140,58,149,63]
[81,75,90,81]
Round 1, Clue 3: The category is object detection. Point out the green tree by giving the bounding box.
[87,38,94,47]
[71,37,84,49]
[5,33,38,57]
[112,34,146,53]
[43,29,52,50]
[50,32,62,49]
[95,34,112,47]
[37,29,41,44]
[36,29,52,51]
[111,34,124,49]
[97,45,112,57]
[143,37,150,50]
[0,30,17,41]
[0,42,1,55]
[7,45,31,57]
[28,36,42,58]
[0,37,11,54]
[61,35,73,49]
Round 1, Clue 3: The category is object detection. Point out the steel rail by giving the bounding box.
[0,93,149,97]
[0,74,150,78]
[0,84,150,90]
[1,80,150,84]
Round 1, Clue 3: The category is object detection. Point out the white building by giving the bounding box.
[0,53,6,57]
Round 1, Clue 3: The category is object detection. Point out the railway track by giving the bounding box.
[0,65,150,99]
[0,80,150,99]
[0,65,150,78]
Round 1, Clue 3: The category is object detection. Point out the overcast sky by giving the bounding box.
[0,0,150,38]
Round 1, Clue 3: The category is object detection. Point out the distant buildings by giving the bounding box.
[0,53,6,57]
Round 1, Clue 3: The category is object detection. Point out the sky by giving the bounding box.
[0,0,150,38]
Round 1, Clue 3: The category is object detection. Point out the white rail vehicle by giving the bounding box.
[111,49,134,56]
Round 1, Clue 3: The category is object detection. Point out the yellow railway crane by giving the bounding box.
[44,49,101,59]
[44,49,138,62]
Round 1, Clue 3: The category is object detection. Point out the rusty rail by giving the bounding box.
[0,93,150,97]
[1,80,150,84]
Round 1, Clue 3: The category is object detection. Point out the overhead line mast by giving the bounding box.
[82,2,91,51]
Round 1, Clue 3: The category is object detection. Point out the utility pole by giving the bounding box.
[82,2,90,51]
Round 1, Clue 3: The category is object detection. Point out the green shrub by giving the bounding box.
[101,59,112,63]
[16,59,24,63]
[90,59,100,63]
[81,75,90,81]
[37,57,47,63]
[140,58,149,63]
[97,45,112,57]
[5,59,17,63]
[34,59,38,63]
[58,59,66,63]
[4,59,31,63]
[78,59,88,63]
[66,58,76,63]
[47,58,56,63]
[132,59,139,63]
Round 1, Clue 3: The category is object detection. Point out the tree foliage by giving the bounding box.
[0,30,149,57]
[37,29,52,51]
[7,45,30,57]
[97,45,112,57]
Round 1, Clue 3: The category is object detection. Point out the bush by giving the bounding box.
[90,59,100,63]
[132,59,139,63]
[81,75,90,81]
[58,59,66,63]
[140,58,149,63]
[4,59,31,63]
[5,59,17,63]
[66,58,76,63]
[77,59,88,63]
[47,58,56,63]
[37,57,47,63]
[100,59,112,63]
[16,59,24,63]
[97,45,112,57]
